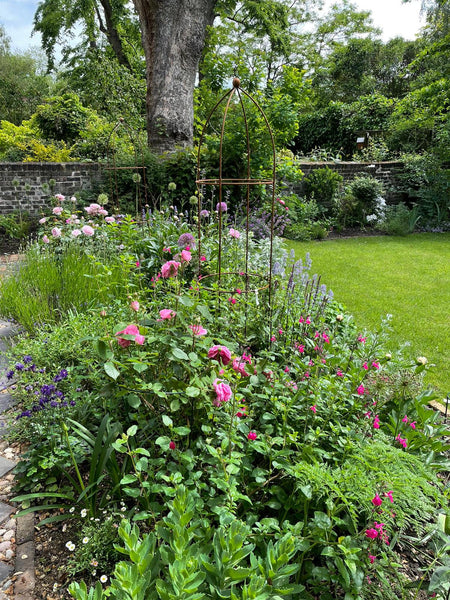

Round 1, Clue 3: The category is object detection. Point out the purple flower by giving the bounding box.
[15,363,24,371]
[200,209,210,217]
[6,370,14,380]
[177,233,195,248]
[216,202,228,213]
[23,355,33,364]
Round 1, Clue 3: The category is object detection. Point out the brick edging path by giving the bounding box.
[0,321,35,600]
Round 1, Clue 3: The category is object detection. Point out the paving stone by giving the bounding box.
[16,514,34,545]
[0,323,18,339]
[0,394,14,413]
[0,504,13,527]
[0,458,15,479]
[0,562,13,585]
[14,541,35,599]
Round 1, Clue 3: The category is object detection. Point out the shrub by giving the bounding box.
[303,167,343,216]
[379,203,421,236]
[335,175,385,227]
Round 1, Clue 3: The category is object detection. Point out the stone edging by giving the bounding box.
[0,322,35,600]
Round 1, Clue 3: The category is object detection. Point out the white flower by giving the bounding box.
[82,537,89,544]
[80,509,87,517]
[416,356,427,365]
[100,575,108,583]
[65,541,75,551]
[69,507,75,513]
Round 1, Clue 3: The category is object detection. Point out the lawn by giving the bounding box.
[286,233,450,396]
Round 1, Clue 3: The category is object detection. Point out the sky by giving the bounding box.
[1,0,425,54]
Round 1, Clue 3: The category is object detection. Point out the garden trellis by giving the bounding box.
[196,77,277,331]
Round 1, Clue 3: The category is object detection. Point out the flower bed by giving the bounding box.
[1,193,449,599]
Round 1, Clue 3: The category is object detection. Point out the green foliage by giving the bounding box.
[303,167,343,215]
[0,211,32,240]
[379,203,421,236]
[335,175,385,227]
[396,153,450,225]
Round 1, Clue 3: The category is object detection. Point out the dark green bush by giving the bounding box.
[303,167,343,215]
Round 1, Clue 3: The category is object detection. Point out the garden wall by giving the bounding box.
[0,162,103,215]
[293,161,404,203]
[0,160,404,216]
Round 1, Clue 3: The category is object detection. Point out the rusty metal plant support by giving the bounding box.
[196,77,277,321]
[105,117,148,216]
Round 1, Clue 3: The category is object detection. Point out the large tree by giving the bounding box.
[132,0,216,152]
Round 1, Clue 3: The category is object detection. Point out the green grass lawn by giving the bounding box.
[286,233,450,397]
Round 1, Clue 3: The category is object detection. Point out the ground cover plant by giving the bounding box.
[285,234,450,396]
[1,193,449,599]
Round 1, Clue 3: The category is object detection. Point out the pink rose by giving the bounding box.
[189,324,207,336]
[181,249,192,263]
[116,324,142,348]
[229,228,240,239]
[51,227,61,238]
[213,379,232,406]
[71,229,81,237]
[161,260,181,278]
[130,301,140,312]
[247,431,257,441]
[208,345,232,365]
[42,235,50,244]
[82,225,95,236]
[159,309,175,320]
[53,206,63,215]
[39,217,47,224]
[105,216,115,223]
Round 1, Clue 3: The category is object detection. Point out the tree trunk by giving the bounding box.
[132,0,217,153]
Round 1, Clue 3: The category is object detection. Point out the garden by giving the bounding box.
[0,187,449,600]
[0,0,449,597]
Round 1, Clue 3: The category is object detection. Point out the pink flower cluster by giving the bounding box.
[116,325,145,348]
[396,434,408,449]
[365,522,390,545]
[85,203,108,216]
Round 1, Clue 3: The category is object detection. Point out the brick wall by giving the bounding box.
[0,160,406,216]
[293,161,405,203]
[0,162,103,215]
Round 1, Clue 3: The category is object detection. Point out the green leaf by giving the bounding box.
[127,394,141,408]
[173,426,191,436]
[132,362,148,373]
[104,361,120,380]
[186,386,200,397]
[170,398,180,411]
[179,296,194,307]
[120,474,137,485]
[172,347,189,361]
[162,414,173,427]
[127,425,138,437]
[155,436,171,449]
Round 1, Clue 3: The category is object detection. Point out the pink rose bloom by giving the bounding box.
[51,227,61,238]
[130,301,140,312]
[71,229,81,237]
[161,260,181,278]
[208,345,232,365]
[372,494,382,507]
[189,324,207,336]
[39,217,47,224]
[200,255,206,262]
[135,334,145,345]
[53,206,63,215]
[181,249,192,263]
[82,225,95,236]
[213,379,232,406]
[247,431,257,441]
[55,193,65,201]
[365,528,379,539]
[159,309,175,320]
[229,228,240,239]
[232,357,250,377]
[42,235,50,244]
[105,216,115,223]
[70,196,77,202]
[116,324,140,348]
[99,208,108,216]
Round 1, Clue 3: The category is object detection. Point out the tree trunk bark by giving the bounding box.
[133,0,217,153]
